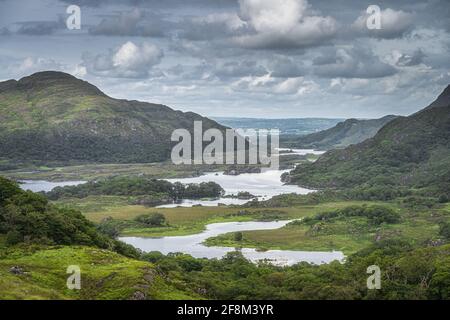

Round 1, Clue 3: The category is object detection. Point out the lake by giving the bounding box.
[19,180,87,192]
[18,149,322,206]
[120,220,344,266]
[158,169,314,208]
[17,154,343,266]
[276,148,326,156]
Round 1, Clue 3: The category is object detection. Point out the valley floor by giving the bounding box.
[54,196,450,255]
[1,162,449,300]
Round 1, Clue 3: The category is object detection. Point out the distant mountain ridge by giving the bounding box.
[213,117,343,135]
[289,85,450,195]
[281,115,398,150]
[0,71,226,163]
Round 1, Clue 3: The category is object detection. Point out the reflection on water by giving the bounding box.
[19,180,87,192]
[120,220,344,266]
[158,169,314,208]
[18,149,322,205]
[276,148,326,156]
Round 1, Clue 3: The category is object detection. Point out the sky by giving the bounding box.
[0,0,449,119]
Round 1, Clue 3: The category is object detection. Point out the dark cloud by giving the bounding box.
[177,13,247,41]
[58,0,238,9]
[16,20,63,35]
[313,46,397,79]
[213,60,267,79]
[268,56,304,78]
[89,9,173,37]
[0,27,10,35]
[396,49,426,67]
[0,0,449,118]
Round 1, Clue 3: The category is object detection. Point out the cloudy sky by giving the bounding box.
[0,0,449,118]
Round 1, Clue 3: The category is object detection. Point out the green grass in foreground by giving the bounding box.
[0,245,197,300]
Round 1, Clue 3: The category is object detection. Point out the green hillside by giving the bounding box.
[289,85,450,196]
[0,245,198,300]
[0,176,198,299]
[0,71,226,164]
[281,115,398,150]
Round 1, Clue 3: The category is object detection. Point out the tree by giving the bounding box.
[439,222,450,240]
[0,177,21,205]
[134,213,166,227]
[438,194,449,203]
[234,232,243,242]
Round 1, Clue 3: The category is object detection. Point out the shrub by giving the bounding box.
[97,217,123,238]
[303,205,400,226]
[439,222,450,240]
[5,230,22,245]
[438,194,449,203]
[134,213,166,227]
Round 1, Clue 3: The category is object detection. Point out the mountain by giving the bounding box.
[0,71,226,163]
[213,117,343,135]
[289,85,450,195]
[281,115,398,150]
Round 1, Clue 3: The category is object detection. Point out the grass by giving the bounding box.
[0,153,307,182]
[0,162,214,182]
[56,198,381,237]
[0,245,198,300]
[205,218,374,254]
[204,204,450,255]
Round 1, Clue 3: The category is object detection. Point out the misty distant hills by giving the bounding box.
[281,115,398,150]
[213,117,343,135]
[0,71,226,164]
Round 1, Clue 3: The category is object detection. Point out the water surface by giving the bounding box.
[19,180,87,192]
[158,169,313,208]
[120,220,344,266]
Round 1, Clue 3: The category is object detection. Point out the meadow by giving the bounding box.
[50,194,450,256]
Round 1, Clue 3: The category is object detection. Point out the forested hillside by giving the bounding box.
[289,85,450,196]
[0,71,226,163]
[281,115,398,150]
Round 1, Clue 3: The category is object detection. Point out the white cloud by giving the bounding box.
[232,73,274,91]
[15,57,62,74]
[233,0,337,49]
[274,77,318,95]
[352,8,415,39]
[238,0,308,34]
[72,65,87,78]
[82,41,163,78]
[385,49,426,67]
[232,73,318,96]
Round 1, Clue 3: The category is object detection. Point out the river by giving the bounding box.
[120,220,344,266]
